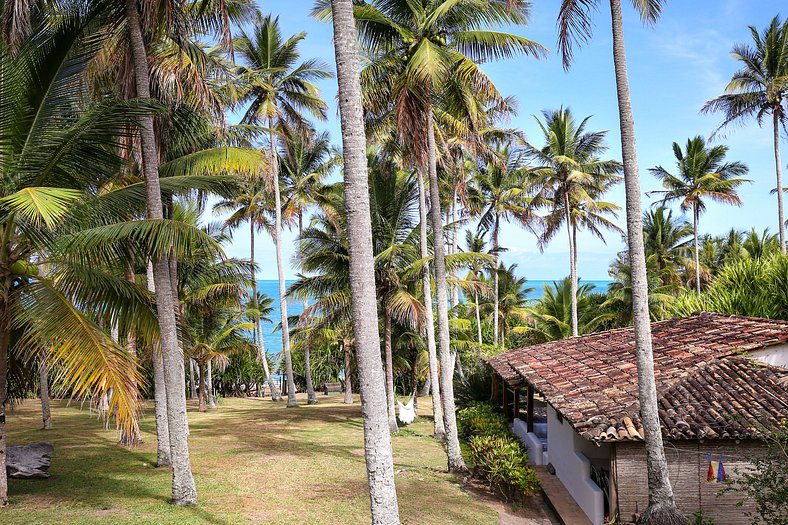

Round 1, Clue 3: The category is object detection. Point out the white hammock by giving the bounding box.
[397,393,417,425]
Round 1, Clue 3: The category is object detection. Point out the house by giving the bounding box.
[486,312,788,525]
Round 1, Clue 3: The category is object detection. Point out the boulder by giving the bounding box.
[6,442,53,479]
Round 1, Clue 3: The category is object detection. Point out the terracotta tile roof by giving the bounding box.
[487,313,788,442]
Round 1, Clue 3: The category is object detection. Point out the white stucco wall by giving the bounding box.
[512,419,546,465]
[547,405,606,525]
[750,344,788,368]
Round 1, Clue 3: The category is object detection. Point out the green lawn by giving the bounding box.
[4,395,499,524]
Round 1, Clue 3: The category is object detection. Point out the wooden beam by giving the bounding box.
[526,385,535,433]
[609,443,618,520]
[501,381,507,416]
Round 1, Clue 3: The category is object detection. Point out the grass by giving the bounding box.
[4,395,499,524]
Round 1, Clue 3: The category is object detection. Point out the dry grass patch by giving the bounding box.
[4,395,499,524]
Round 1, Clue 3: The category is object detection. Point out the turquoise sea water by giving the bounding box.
[257,279,612,355]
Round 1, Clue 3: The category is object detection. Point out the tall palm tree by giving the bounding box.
[703,16,788,254]
[604,252,675,324]
[234,14,332,407]
[119,0,244,501]
[527,107,622,336]
[484,263,533,343]
[464,232,489,344]
[215,179,282,401]
[324,0,400,519]
[369,165,423,433]
[649,136,749,293]
[281,129,340,404]
[0,11,162,504]
[526,278,612,342]
[557,0,686,522]
[642,207,694,288]
[468,146,538,345]
[317,0,544,472]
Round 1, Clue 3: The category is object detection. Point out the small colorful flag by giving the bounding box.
[706,453,715,482]
[717,453,726,483]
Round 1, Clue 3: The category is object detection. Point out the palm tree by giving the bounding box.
[369,165,423,433]
[485,263,533,343]
[642,207,694,288]
[235,13,332,407]
[215,179,282,401]
[671,255,788,321]
[324,0,400,518]
[649,136,749,293]
[463,232,489,345]
[281,129,340,404]
[604,252,675,324]
[292,164,425,433]
[318,0,544,473]
[527,107,622,336]
[0,11,159,504]
[557,0,685,521]
[703,16,788,254]
[469,146,538,345]
[526,278,613,341]
[743,228,781,259]
[119,0,242,501]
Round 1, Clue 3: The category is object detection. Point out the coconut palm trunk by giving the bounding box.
[329,0,401,519]
[774,112,786,254]
[120,260,142,446]
[693,202,701,294]
[343,341,353,404]
[565,195,579,336]
[269,125,298,408]
[299,214,317,404]
[197,362,207,412]
[250,227,281,401]
[126,0,196,503]
[416,169,445,439]
[609,0,683,522]
[383,308,398,433]
[450,186,460,309]
[492,219,500,345]
[147,261,172,467]
[206,360,216,408]
[474,291,483,344]
[188,359,197,400]
[39,357,52,430]
[426,102,466,472]
[0,277,10,507]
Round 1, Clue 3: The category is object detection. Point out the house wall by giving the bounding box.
[547,405,608,525]
[614,440,763,524]
[750,343,788,368]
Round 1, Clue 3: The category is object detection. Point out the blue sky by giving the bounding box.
[216,0,787,281]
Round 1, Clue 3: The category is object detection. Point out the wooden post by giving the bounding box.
[526,385,535,433]
[492,373,499,407]
[609,443,618,519]
[513,387,520,421]
[501,381,507,417]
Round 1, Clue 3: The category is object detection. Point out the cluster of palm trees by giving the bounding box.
[1,0,786,523]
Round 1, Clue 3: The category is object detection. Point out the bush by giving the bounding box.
[457,402,540,497]
[469,434,540,496]
[457,402,510,440]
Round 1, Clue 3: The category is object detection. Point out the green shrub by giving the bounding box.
[690,510,714,525]
[458,402,540,498]
[469,434,540,496]
[457,402,510,440]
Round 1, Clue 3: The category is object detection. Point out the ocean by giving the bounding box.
[256,279,613,355]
